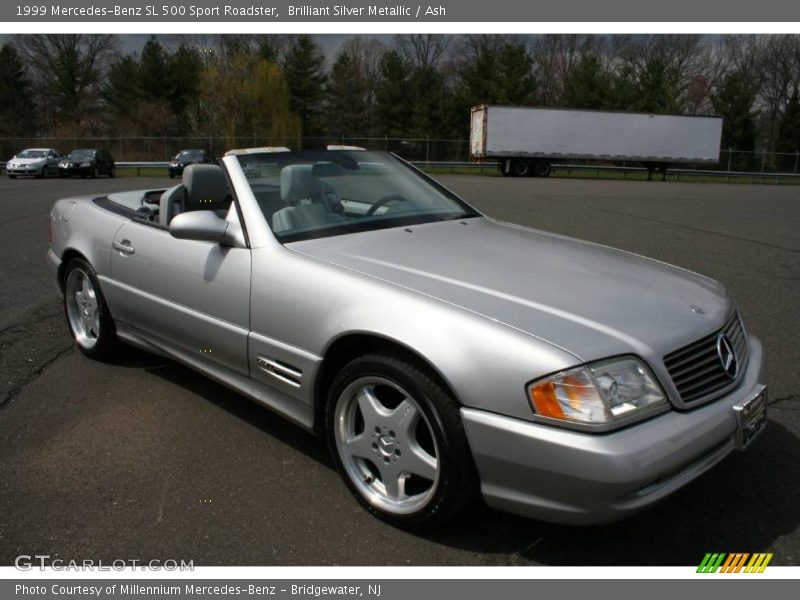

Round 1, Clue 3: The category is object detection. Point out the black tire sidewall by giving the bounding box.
[512,160,530,177]
[62,258,117,359]
[325,353,477,528]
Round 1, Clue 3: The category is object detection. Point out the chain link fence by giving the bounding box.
[1,136,798,174]
[0,136,469,164]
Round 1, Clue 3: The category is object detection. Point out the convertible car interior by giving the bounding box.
[103,161,351,233]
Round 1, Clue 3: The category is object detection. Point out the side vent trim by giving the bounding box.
[256,355,303,388]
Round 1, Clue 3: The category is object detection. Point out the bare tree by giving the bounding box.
[14,34,117,134]
[759,35,800,150]
[395,34,450,71]
[532,35,600,106]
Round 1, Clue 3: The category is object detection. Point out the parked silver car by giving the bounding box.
[6,148,63,178]
[47,149,767,527]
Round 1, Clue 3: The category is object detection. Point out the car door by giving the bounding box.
[107,215,251,376]
[46,151,60,170]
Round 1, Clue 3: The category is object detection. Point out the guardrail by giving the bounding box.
[417,161,800,183]
[2,160,799,183]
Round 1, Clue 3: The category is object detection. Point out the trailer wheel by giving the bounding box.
[511,159,531,177]
[534,162,552,177]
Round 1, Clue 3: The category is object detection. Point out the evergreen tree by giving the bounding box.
[102,54,141,121]
[283,35,326,140]
[776,89,800,169]
[711,71,759,155]
[0,44,36,138]
[139,37,171,100]
[562,54,613,109]
[168,44,202,132]
[374,50,411,138]
[326,53,367,137]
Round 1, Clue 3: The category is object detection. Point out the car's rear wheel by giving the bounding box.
[63,258,118,359]
[326,353,477,528]
[92,166,99,179]
[40,166,49,178]
[109,166,116,178]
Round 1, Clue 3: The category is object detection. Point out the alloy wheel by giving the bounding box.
[334,376,440,515]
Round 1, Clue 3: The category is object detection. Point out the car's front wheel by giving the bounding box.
[63,258,118,359]
[326,353,477,528]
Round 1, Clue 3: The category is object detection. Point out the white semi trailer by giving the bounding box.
[470,105,724,179]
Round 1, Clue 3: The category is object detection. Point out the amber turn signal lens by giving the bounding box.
[530,381,566,419]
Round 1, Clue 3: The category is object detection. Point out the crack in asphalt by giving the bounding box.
[0,345,74,408]
[0,299,74,408]
[768,394,800,410]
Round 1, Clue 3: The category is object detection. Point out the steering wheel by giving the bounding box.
[366,194,407,216]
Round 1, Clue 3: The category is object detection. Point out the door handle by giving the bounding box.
[113,239,135,255]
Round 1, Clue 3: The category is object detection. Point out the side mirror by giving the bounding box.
[169,210,228,243]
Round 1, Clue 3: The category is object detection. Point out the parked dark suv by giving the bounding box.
[169,149,215,178]
[58,149,116,178]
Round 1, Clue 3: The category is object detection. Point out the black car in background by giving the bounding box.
[58,149,116,178]
[168,149,215,178]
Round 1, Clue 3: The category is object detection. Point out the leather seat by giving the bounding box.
[272,165,344,234]
[160,164,230,226]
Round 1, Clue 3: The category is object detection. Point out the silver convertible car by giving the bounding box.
[47,149,767,527]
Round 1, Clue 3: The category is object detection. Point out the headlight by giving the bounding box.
[80,162,91,167]
[527,357,668,429]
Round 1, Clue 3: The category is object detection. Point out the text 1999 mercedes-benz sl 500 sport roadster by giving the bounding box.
[47,148,767,528]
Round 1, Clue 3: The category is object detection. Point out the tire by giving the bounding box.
[59,171,67,178]
[533,162,552,177]
[62,258,118,359]
[109,166,116,178]
[511,159,531,177]
[92,166,99,179]
[39,166,49,179]
[326,353,478,529]
[8,174,16,179]
[169,172,175,179]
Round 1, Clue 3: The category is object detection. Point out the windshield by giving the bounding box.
[236,150,480,243]
[68,149,96,160]
[17,150,47,159]
[175,150,204,160]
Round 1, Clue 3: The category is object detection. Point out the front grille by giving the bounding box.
[663,312,748,404]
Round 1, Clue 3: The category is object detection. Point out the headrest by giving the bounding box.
[183,164,228,208]
[281,164,320,204]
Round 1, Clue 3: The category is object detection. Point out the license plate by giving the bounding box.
[733,387,767,450]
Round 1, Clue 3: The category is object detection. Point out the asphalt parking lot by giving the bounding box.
[0,174,798,566]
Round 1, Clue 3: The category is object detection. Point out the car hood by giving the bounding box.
[11,158,45,165]
[289,217,733,362]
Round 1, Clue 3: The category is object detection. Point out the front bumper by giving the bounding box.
[59,166,93,177]
[6,166,42,176]
[461,336,766,525]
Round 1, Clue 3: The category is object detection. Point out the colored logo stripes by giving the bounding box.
[697,553,773,573]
